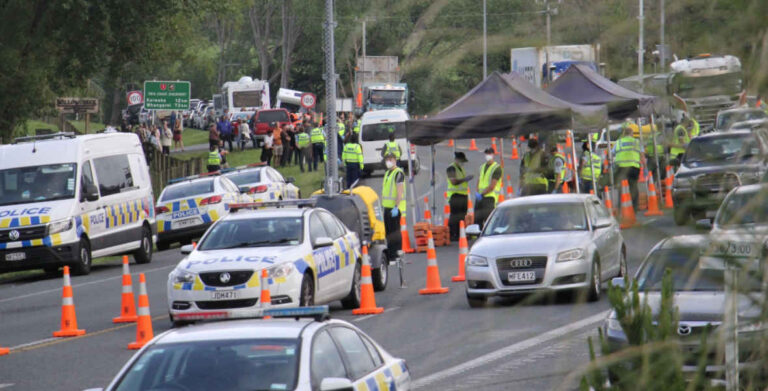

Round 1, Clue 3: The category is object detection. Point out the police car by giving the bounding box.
[167,201,362,325]
[155,173,252,250]
[223,163,301,201]
[91,307,411,391]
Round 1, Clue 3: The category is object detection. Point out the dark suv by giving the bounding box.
[672,129,768,225]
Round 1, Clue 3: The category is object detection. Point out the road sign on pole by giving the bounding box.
[55,97,99,114]
[143,81,190,110]
[300,93,317,109]
[126,90,144,106]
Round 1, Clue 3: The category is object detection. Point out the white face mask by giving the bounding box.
[485,154,494,162]
[385,160,395,169]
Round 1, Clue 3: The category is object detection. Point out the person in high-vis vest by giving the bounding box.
[579,141,602,195]
[310,122,325,171]
[670,118,691,169]
[613,126,642,207]
[520,138,549,196]
[381,129,402,161]
[446,152,475,241]
[645,125,667,182]
[475,147,503,228]
[548,145,570,193]
[382,153,406,259]
[687,115,700,138]
[206,145,222,173]
[295,126,311,173]
[342,132,364,189]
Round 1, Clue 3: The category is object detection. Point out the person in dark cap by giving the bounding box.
[475,147,503,228]
[446,151,475,240]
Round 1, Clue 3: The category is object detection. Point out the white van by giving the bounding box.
[359,109,419,175]
[0,132,156,275]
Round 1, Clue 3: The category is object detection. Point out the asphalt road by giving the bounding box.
[0,139,698,390]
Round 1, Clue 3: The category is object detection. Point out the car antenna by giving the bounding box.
[32,139,37,153]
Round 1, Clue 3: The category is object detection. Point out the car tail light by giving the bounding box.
[410,144,416,154]
[249,185,268,194]
[155,206,169,214]
[200,195,222,205]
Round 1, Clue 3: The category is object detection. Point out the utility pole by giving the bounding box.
[362,18,366,81]
[483,0,487,79]
[659,0,666,71]
[546,0,551,47]
[638,0,645,92]
[323,0,338,195]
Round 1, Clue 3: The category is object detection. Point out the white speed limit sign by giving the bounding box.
[300,93,316,109]
[126,91,144,106]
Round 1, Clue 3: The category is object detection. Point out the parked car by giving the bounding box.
[714,107,768,132]
[251,108,292,145]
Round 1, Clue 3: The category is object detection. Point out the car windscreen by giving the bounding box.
[369,89,406,105]
[256,111,289,123]
[225,170,262,187]
[484,202,588,235]
[0,163,77,206]
[199,217,303,250]
[361,121,407,141]
[717,110,768,130]
[716,190,768,226]
[684,133,760,164]
[114,338,300,391]
[160,180,215,202]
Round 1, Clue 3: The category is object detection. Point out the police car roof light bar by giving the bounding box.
[168,170,222,185]
[172,305,330,322]
[219,162,267,174]
[13,132,78,144]
[229,198,318,212]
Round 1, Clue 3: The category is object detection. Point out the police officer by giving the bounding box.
[382,153,405,260]
[645,123,667,182]
[613,125,642,206]
[295,126,311,172]
[310,122,325,171]
[579,141,602,194]
[381,129,402,160]
[207,145,222,173]
[446,152,474,241]
[670,117,691,169]
[548,146,570,193]
[475,147,503,227]
[342,132,364,188]
[520,138,548,196]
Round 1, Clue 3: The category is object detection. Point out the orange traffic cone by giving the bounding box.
[604,186,615,216]
[0,346,8,356]
[419,230,449,295]
[557,144,564,153]
[401,216,414,253]
[506,175,514,199]
[113,256,138,323]
[451,221,468,282]
[127,273,153,349]
[423,196,432,222]
[443,196,450,228]
[510,139,520,160]
[352,246,384,315]
[469,139,479,151]
[619,180,636,229]
[465,186,475,226]
[664,166,674,209]
[53,266,85,337]
[448,139,454,147]
[260,269,272,309]
[644,174,664,216]
[638,167,648,211]
[491,138,499,155]
[565,131,573,148]
[562,181,570,194]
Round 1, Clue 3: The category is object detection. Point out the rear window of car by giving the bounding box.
[256,110,289,123]
[225,170,262,187]
[160,180,214,202]
[361,121,406,141]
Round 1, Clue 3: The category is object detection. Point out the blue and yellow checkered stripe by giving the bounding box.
[157,197,222,233]
[173,272,262,291]
[0,233,63,250]
[104,200,146,229]
[0,215,51,228]
[355,362,407,391]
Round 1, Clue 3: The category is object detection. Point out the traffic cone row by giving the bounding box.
[53,266,85,337]
[510,139,519,160]
[469,139,479,151]
[451,221,468,282]
[419,230,450,295]
[401,216,414,253]
[619,180,636,229]
[127,273,153,350]
[644,174,664,216]
[352,246,384,315]
[113,256,138,323]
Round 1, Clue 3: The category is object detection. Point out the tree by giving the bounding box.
[248,0,282,83]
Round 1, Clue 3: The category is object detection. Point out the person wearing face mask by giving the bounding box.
[520,138,549,196]
[381,153,406,260]
[579,141,602,195]
[475,148,503,228]
[446,152,474,241]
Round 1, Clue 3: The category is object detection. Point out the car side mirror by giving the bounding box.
[320,378,354,391]
[610,277,625,289]
[180,244,195,255]
[83,183,99,202]
[285,176,296,184]
[465,224,481,237]
[695,219,713,231]
[593,219,612,229]
[313,237,334,249]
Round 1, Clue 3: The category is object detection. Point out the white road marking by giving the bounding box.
[351,306,400,323]
[0,264,176,304]
[642,218,658,226]
[0,384,15,389]
[412,310,609,389]
[10,337,58,350]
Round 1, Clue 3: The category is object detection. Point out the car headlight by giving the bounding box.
[171,269,196,284]
[739,172,761,185]
[673,176,691,189]
[467,255,488,266]
[556,248,584,262]
[606,317,623,332]
[268,264,295,279]
[47,218,73,235]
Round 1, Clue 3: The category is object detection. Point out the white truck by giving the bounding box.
[275,87,306,113]
[221,77,270,117]
[510,44,600,87]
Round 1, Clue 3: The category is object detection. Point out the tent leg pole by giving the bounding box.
[589,133,596,195]
[651,114,663,197]
[431,144,436,226]
[405,128,417,244]
[607,128,615,203]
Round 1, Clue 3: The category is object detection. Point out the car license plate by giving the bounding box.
[210,291,239,300]
[508,271,536,283]
[5,252,25,261]
[173,217,201,229]
[706,240,756,258]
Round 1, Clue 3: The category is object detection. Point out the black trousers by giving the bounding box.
[475,197,496,228]
[448,194,468,240]
[580,179,598,195]
[383,208,402,259]
[312,143,324,170]
[345,163,360,189]
[206,164,220,173]
[260,148,272,166]
[616,166,640,207]
[222,134,233,152]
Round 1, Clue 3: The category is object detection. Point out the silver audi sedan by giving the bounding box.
[464,194,626,307]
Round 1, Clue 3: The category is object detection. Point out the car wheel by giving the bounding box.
[466,292,487,308]
[371,260,388,292]
[70,238,92,276]
[299,273,315,306]
[588,260,601,302]
[617,249,627,278]
[673,206,689,226]
[341,262,362,309]
[156,240,170,251]
[133,225,153,264]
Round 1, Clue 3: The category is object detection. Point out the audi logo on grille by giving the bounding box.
[677,325,692,336]
[219,272,231,283]
[509,258,533,268]
[8,230,20,241]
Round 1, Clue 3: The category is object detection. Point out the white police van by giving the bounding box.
[359,109,419,175]
[0,132,156,275]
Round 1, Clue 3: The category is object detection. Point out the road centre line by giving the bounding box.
[352,306,400,323]
[0,384,14,389]
[412,310,609,389]
[0,264,175,304]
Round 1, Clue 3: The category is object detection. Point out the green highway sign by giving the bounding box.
[143,81,190,110]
